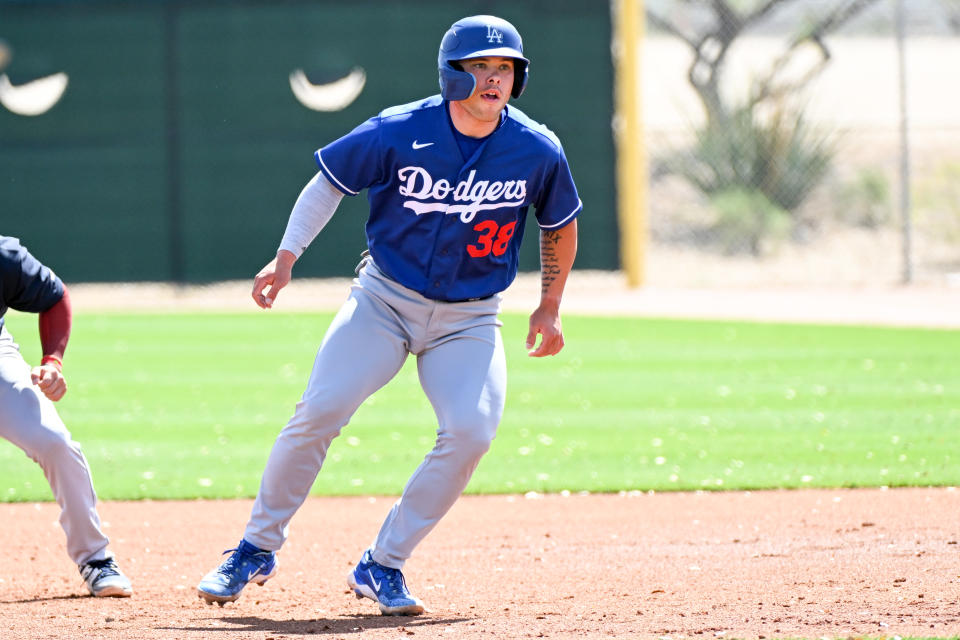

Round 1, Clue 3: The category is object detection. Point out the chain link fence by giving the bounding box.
[642,0,960,288]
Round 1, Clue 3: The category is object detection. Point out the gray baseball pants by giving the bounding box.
[244,258,506,569]
[0,325,111,566]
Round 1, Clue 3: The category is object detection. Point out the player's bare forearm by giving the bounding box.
[538,219,577,313]
[526,219,577,357]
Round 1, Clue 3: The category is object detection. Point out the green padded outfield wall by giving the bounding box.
[0,0,616,282]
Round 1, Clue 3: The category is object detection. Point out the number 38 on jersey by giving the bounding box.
[467,220,517,258]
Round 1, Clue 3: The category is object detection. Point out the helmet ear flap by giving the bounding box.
[438,65,477,101]
[512,61,529,99]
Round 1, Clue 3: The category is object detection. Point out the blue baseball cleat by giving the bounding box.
[347,550,425,616]
[197,539,277,606]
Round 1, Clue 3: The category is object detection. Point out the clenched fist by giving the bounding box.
[31,363,67,401]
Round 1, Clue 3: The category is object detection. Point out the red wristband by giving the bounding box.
[41,355,63,369]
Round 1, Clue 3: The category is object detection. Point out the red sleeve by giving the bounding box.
[38,285,72,369]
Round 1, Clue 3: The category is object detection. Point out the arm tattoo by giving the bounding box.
[541,229,563,296]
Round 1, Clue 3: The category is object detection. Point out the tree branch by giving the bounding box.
[645,10,698,49]
[750,0,884,107]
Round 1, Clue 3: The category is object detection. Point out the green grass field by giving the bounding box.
[2,310,958,501]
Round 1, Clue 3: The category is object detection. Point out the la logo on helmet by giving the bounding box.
[486,26,503,43]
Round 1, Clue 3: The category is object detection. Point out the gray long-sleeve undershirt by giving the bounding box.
[278,172,344,258]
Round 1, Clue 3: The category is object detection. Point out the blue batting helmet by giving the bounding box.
[437,15,529,101]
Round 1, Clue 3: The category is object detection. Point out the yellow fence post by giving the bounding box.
[613,0,646,287]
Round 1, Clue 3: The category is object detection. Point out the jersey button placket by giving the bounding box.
[425,188,459,297]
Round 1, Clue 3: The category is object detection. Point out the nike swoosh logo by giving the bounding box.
[368,570,381,591]
[412,140,434,149]
[289,67,366,112]
[0,72,69,116]
[245,568,261,582]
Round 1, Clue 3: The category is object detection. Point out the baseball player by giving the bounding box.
[197,14,580,615]
[0,235,133,597]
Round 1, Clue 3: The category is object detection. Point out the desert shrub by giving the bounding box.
[663,100,835,255]
[710,187,792,256]
[915,161,960,244]
[836,168,892,228]
[677,103,834,209]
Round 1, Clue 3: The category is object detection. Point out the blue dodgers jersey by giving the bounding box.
[315,95,582,302]
[0,235,64,329]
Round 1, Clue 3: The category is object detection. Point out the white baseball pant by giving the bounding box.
[244,257,507,568]
[0,325,111,566]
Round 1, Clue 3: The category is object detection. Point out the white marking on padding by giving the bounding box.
[0,72,68,116]
[289,67,365,112]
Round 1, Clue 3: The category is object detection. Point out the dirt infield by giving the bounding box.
[3,488,959,639]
